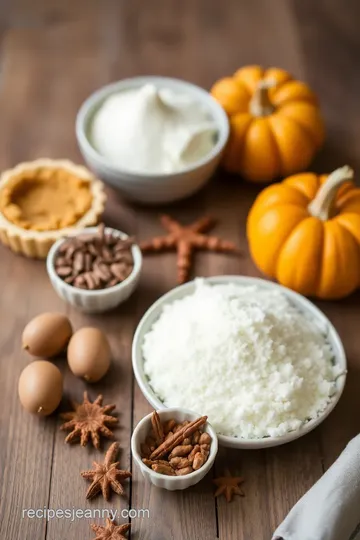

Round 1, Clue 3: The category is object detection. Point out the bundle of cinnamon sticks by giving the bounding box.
[140,412,212,476]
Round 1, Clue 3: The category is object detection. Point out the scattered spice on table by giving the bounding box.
[91,518,130,540]
[54,223,135,290]
[213,470,245,502]
[141,411,211,476]
[140,214,240,283]
[81,442,131,500]
[60,392,118,448]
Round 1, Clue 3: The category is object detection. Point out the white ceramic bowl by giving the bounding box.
[46,227,142,313]
[132,276,347,449]
[76,76,229,204]
[131,408,218,490]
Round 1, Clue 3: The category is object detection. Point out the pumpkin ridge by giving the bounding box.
[265,120,282,179]
[247,204,308,276]
[269,115,315,176]
[234,65,264,95]
[336,212,360,246]
[275,217,324,296]
[250,184,309,213]
[336,190,360,210]
[284,173,320,201]
[316,221,360,299]
[264,68,292,92]
[271,81,318,107]
[284,116,316,151]
[237,118,253,173]
[277,108,319,148]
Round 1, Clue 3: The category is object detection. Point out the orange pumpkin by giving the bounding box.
[211,66,325,183]
[247,166,360,299]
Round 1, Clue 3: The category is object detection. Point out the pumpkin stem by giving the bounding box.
[249,79,276,117]
[308,165,354,221]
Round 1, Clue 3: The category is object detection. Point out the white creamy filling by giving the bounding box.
[142,280,341,439]
[91,84,217,174]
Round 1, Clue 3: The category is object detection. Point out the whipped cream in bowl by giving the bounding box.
[91,83,218,175]
[76,76,229,204]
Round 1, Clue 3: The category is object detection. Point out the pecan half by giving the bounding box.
[200,443,210,459]
[169,445,193,459]
[193,452,206,470]
[151,463,176,476]
[169,457,191,469]
[199,432,212,445]
[188,445,201,463]
[142,458,169,467]
[151,411,164,446]
[176,466,193,476]
[163,419,176,434]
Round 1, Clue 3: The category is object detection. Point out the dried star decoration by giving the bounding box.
[91,518,130,540]
[60,392,118,449]
[140,214,240,283]
[81,442,131,501]
[213,470,245,502]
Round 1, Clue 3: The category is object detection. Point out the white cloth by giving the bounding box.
[273,435,360,540]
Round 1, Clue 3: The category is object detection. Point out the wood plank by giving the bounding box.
[0,6,134,540]
[0,25,67,540]
[292,0,360,468]
[1,0,360,539]
[198,1,325,538]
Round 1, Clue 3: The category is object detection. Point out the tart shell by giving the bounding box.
[0,159,106,258]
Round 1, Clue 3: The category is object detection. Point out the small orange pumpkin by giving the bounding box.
[247,166,360,299]
[211,66,325,183]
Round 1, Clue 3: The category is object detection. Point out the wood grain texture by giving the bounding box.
[0,1,359,539]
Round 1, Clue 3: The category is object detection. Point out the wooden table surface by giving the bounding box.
[1,1,360,539]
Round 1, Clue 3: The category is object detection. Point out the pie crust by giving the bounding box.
[0,159,106,258]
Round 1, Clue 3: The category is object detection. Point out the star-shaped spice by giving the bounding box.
[81,442,131,500]
[213,470,245,502]
[91,518,130,540]
[140,214,240,283]
[60,392,118,449]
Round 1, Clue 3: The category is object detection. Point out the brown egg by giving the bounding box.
[67,327,111,383]
[22,312,73,358]
[18,360,63,416]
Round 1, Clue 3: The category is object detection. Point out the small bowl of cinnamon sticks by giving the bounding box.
[131,408,218,490]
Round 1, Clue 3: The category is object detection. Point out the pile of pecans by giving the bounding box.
[54,224,135,290]
[141,411,212,476]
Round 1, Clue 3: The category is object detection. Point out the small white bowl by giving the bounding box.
[46,226,142,313]
[76,76,229,204]
[132,276,347,449]
[131,408,218,490]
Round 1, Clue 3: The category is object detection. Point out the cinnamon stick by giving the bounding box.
[149,416,207,460]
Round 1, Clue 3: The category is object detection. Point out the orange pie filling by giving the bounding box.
[0,167,93,232]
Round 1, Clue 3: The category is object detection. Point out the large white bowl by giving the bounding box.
[132,276,347,449]
[76,76,229,204]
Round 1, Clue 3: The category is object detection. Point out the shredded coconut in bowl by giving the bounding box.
[142,280,343,439]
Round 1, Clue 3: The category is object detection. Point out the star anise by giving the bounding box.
[91,518,130,540]
[213,470,245,502]
[81,442,131,500]
[140,214,240,283]
[60,392,118,449]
